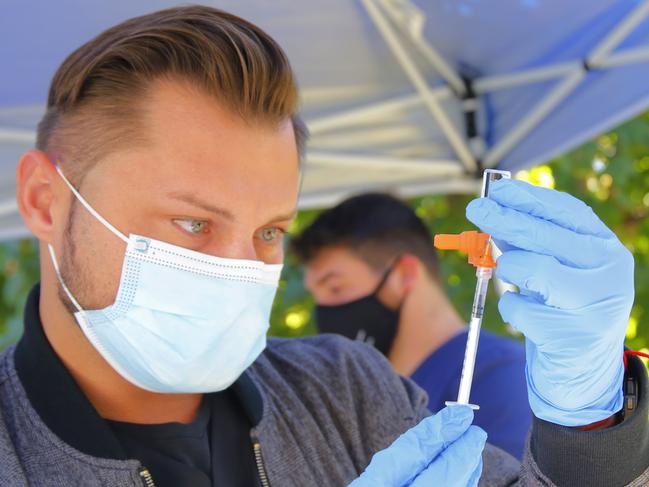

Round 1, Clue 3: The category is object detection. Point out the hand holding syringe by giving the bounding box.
[434,170,511,410]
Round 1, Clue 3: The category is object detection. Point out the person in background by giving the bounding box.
[291,192,532,459]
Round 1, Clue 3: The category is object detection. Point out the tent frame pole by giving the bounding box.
[588,1,649,67]
[0,128,36,144]
[0,200,18,218]
[377,0,466,96]
[475,62,576,93]
[307,151,462,174]
[307,91,446,135]
[483,0,649,167]
[599,44,649,68]
[306,42,649,136]
[361,0,477,172]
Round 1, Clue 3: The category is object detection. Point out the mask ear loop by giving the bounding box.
[372,255,402,295]
[47,244,83,313]
[53,163,129,244]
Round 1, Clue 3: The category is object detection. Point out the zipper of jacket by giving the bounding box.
[139,467,156,487]
[251,435,270,487]
[139,440,266,487]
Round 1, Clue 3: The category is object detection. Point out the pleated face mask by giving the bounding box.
[48,164,283,393]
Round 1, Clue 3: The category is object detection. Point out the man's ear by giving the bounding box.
[394,254,420,293]
[16,150,61,242]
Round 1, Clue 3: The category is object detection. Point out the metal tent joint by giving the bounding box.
[461,76,487,175]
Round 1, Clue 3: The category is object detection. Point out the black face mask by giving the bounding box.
[315,266,399,356]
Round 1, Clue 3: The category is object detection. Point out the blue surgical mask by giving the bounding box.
[48,164,282,393]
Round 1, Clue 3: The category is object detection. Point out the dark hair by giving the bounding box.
[37,5,307,184]
[291,193,439,278]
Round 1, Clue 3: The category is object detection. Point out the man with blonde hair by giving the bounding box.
[1,5,648,487]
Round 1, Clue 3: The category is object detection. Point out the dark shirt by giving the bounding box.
[14,284,261,487]
[411,328,531,459]
[106,390,261,487]
[106,398,213,486]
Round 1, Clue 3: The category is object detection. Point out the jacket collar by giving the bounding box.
[14,284,264,459]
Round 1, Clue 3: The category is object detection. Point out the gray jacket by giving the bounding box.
[1,302,649,486]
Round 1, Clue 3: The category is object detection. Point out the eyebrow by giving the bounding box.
[166,191,297,224]
[166,191,236,221]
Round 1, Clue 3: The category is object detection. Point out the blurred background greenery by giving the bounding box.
[2,110,649,353]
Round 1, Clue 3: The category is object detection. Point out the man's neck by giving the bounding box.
[39,278,202,425]
[388,282,465,377]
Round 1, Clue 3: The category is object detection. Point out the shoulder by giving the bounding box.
[251,334,429,443]
[0,346,23,429]
[261,333,390,377]
[262,334,427,411]
[0,347,26,483]
[0,345,13,384]
[263,333,394,374]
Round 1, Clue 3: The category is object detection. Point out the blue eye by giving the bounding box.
[174,219,208,235]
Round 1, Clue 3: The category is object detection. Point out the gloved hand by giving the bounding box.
[466,179,634,427]
[349,406,486,487]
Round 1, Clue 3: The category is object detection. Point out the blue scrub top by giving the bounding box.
[411,329,531,459]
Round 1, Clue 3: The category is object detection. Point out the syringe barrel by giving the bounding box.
[456,267,493,405]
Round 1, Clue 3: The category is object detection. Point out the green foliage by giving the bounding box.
[2,111,649,352]
[0,239,39,349]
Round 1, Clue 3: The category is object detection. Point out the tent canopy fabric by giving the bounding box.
[2,0,649,239]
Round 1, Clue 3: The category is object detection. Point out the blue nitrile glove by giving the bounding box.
[349,406,486,487]
[466,179,634,427]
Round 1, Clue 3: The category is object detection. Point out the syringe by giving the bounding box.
[434,169,511,409]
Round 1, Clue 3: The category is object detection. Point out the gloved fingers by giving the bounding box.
[487,179,615,238]
[409,426,486,487]
[496,250,616,309]
[497,291,567,344]
[499,289,631,344]
[466,197,614,268]
[349,406,474,486]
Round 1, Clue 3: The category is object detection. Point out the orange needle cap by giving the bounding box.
[434,231,496,268]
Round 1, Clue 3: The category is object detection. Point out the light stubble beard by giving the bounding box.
[57,199,100,315]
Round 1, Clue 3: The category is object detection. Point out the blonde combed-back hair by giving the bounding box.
[37,5,307,182]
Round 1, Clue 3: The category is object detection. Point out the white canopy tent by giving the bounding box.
[3,0,649,239]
